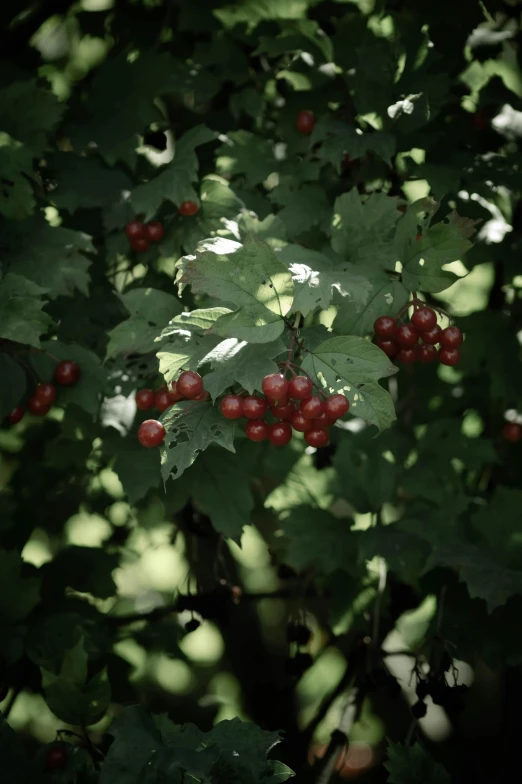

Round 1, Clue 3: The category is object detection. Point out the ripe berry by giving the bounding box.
[288,375,313,400]
[130,237,150,253]
[262,373,288,401]
[374,316,397,338]
[185,618,200,632]
[45,745,68,771]
[271,401,294,420]
[411,307,437,332]
[411,701,427,719]
[155,388,174,412]
[28,395,51,416]
[170,381,183,403]
[503,422,522,442]
[243,395,267,420]
[7,406,24,425]
[138,419,166,448]
[421,324,442,345]
[177,370,204,399]
[245,419,268,442]
[35,383,57,406]
[296,110,316,134]
[324,394,349,419]
[416,344,437,364]
[396,348,417,364]
[268,422,292,446]
[145,221,164,242]
[438,347,460,366]
[193,390,209,401]
[376,338,399,358]
[55,360,80,386]
[305,428,330,448]
[440,326,463,348]
[396,324,419,347]
[312,412,336,428]
[300,396,324,419]
[290,410,313,432]
[220,395,244,419]
[136,389,155,410]
[178,201,199,216]
[125,220,145,240]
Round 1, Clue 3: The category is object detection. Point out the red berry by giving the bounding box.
[440,326,463,349]
[55,360,80,386]
[177,370,204,399]
[136,389,155,410]
[27,395,51,416]
[296,110,316,135]
[145,221,164,242]
[45,745,68,771]
[305,428,330,448]
[193,390,209,401]
[300,396,324,419]
[130,236,150,253]
[243,395,267,420]
[421,324,442,345]
[438,347,460,366]
[125,221,145,240]
[170,381,183,403]
[374,316,397,338]
[376,338,399,358]
[417,344,437,364]
[416,232,422,241]
[411,307,437,332]
[288,376,313,400]
[271,401,295,421]
[245,419,268,442]
[324,394,349,419]
[396,324,419,347]
[262,374,288,401]
[178,201,199,216]
[312,412,336,428]
[290,410,313,432]
[7,406,24,425]
[35,383,57,406]
[220,395,244,419]
[503,422,522,442]
[138,419,166,448]
[268,422,292,446]
[155,388,174,412]
[396,348,417,364]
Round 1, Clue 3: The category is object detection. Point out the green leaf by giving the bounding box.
[113,437,162,504]
[301,336,397,431]
[254,19,333,62]
[0,80,64,155]
[216,0,311,28]
[265,454,336,513]
[52,152,133,213]
[0,550,40,624]
[384,743,451,784]
[203,338,286,400]
[311,117,396,169]
[161,401,236,482]
[179,235,294,343]
[216,131,276,185]
[270,183,330,239]
[332,431,398,513]
[106,288,182,358]
[331,189,401,268]
[158,333,223,385]
[0,354,26,421]
[29,342,105,416]
[0,713,30,784]
[281,507,359,576]
[264,760,296,783]
[26,612,83,674]
[332,269,410,337]
[472,487,522,564]
[0,274,53,347]
[0,140,35,219]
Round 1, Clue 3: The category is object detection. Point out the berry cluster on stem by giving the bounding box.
[137,370,208,448]
[125,219,164,253]
[6,359,81,425]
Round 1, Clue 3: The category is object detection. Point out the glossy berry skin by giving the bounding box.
[138,420,166,448]
[8,406,24,425]
[296,110,316,134]
[243,395,267,420]
[421,324,442,345]
[288,375,313,400]
[440,326,463,348]
[503,422,522,443]
[170,381,183,403]
[411,307,437,332]
[439,347,460,366]
[155,388,174,412]
[192,390,209,401]
[417,344,437,364]
[374,316,397,338]
[55,360,80,386]
[312,411,336,428]
[300,396,324,419]
[245,419,268,442]
[305,428,330,448]
[290,410,313,432]
[125,220,145,240]
[45,745,68,771]
[35,383,57,405]
[178,201,199,216]
[268,422,292,446]
[145,221,164,242]
[220,395,244,419]
[376,338,399,358]
[396,324,419,347]
[27,395,51,416]
[136,389,155,410]
[177,370,204,399]
[271,401,294,421]
[396,348,417,364]
[262,374,288,401]
[130,236,150,253]
[324,394,349,419]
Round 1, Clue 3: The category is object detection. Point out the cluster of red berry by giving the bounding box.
[137,370,207,448]
[125,219,164,253]
[503,421,522,442]
[7,360,81,425]
[374,307,463,366]
[219,373,349,448]
[296,109,316,135]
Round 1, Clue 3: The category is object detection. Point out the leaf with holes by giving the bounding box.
[202,338,286,400]
[331,189,401,269]
[332,268,410,337]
